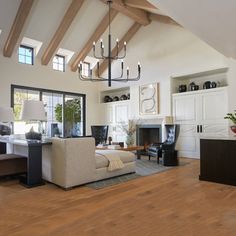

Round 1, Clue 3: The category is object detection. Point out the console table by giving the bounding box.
[199,136,236,186]
[0,137,52,188]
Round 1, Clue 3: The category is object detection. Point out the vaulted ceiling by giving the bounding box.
[149,0,236,59]
[0,0,178,73]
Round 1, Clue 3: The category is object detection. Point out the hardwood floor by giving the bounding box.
[1,158,236,236]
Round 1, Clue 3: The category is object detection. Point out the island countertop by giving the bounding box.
[200,135,236,141]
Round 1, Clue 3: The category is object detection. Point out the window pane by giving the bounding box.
[53,63,58,70]
[18,46,33,65]
[53,55,65,72]
[18,47,24,55]
[19,55,25,63]
[58,64,64,72]
[26,48,32,57]
[64,95,83,137]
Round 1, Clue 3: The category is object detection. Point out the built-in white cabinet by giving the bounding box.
[103,100,130,142]
[173,87,229,158]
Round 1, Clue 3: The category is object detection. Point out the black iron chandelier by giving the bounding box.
[78,0,141,87]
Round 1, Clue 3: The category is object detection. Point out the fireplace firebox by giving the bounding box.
[136,124,162,155]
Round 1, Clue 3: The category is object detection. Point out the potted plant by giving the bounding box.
[55,98,81,137]
[224,110,236,134]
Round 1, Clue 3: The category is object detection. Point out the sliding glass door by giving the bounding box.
[11,85,86,137]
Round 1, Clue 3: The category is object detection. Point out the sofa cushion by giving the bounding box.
[95,150,135,169]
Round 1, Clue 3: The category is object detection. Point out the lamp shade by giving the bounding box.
[20,100,47,121]
[0,107,14,122]
[162,116,173,125]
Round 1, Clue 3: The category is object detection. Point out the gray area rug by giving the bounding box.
[85,156,175,190]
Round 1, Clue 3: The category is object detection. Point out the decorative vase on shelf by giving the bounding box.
[126,134,135,146]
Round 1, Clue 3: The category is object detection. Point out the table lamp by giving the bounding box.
[0,107,14,135]
[20,100,47,140]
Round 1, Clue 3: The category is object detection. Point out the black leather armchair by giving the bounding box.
[148,125,179,165]
[91,125,109,146]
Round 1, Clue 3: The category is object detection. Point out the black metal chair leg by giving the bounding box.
[148,155,151,161]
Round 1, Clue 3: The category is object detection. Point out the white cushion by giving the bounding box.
[95,150,135,169]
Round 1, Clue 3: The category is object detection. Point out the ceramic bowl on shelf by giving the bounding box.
[112,96,119,102]
[120,94,128,100]
[104,96,112,103]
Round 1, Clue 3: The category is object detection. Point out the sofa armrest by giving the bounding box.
[45,137,96,188]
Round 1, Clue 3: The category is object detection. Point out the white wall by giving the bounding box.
[225,58,236,111]
[100,21,227,120]
[0,53,101,135]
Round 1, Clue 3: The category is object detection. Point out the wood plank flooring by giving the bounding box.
[1,158,236,236]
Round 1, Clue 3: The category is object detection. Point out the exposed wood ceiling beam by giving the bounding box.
[100,0,150,26]
[124,0,157,10]
[149,13,180,26]
[97,22,141,76]
[41,0,84,66]
[71,9,118,72]
[3,0,34,57]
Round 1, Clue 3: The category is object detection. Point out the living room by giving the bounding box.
[1,0,236,235]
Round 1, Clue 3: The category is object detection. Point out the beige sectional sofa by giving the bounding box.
[42,137,136,189]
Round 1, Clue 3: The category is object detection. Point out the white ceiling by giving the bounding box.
[148,0,236,59]
[0,0,134,62]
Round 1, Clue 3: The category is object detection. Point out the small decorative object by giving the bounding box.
[139,83,159,115]
[104,95,112,103]
[120,94,128,100]
[119,142,124,148]
[189,82,199,91]
[108,136,112,145]
[112,96,119,102]
[25,127,42,140]
[127,93,130,100]
[211,81,217,88]
[120,119,138,146]
[203,81,212,89]
[178,84,187,93]
[224,111,236,135]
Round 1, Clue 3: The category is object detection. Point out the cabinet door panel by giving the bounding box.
[201,91,228,123]
[115,104,129,123]
[173,95,197,123]
[106,105,113,124]
[176,136,197,152]
[179,124,196,136]
[202,124,229,136]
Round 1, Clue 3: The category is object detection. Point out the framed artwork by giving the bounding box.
[139,83,159,115]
